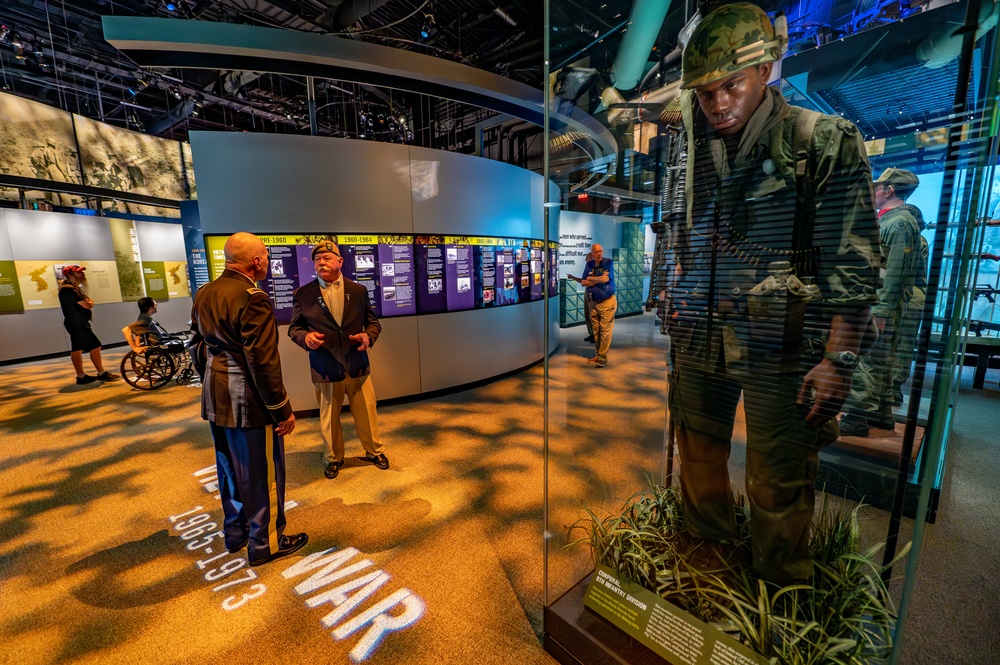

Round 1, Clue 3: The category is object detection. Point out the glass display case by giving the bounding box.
[541,1,999,663]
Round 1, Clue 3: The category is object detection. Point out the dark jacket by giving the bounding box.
[288,277,381,383]
[190,268,292,428]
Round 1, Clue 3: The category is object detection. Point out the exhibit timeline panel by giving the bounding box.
[205,234,556,319]
[0,210,189,312]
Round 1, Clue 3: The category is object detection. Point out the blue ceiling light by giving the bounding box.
[166,3,176,11]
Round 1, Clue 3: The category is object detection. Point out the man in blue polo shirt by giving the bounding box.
[581,243,616,367]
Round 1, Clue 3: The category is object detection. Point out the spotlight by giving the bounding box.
[165,2,177,11]
[419,14,435,40]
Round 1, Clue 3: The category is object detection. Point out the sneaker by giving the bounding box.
[586,357,599,364]
[838,413,869,437]
[96,371,120,382]
[595,358,607,368]
[76,375,98,385]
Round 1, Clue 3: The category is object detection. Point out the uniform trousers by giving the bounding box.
[316,375,384,463]
[591,295,617,361]
[209,422,286,564]
[669,360,839,584]
[846,312,904,419]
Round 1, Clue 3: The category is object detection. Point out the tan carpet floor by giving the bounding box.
[0,315,669,665]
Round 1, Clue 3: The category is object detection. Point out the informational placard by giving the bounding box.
[494,246,519,306]
[109,217,144,302]
[377,235,416,317]
[584,565,770,665]
[443,236,475,312]
[338,235,379,313]
[548,242,559,297]
[476,245,496,307]
[15,260,122,309]
[142,261,169,300]
[0,260,25,312]
[164,261,191,297]
[257,244,299,324]
[414,235,447,314]
[516,246,531,302]
[529,241,544,301]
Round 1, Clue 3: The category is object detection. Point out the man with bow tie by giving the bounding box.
[289,240,389,479]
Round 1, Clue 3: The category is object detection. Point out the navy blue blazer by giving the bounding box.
[288,278,381,383]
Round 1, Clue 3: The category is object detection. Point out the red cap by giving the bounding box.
[61,264,86,278]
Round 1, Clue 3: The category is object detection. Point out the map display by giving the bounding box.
[15,260,122,310]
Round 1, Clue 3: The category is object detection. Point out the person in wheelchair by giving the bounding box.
[123,297,186,353]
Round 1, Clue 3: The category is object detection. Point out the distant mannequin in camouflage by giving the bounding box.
[668,2,881,584]
[840,169,923,436]
[892,206,929,405]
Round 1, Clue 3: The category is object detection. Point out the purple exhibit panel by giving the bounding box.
[296,245,317,285]
[494,246,519,306]
[377,236,416,317]
[258,244,299,324]
[475,245,496,308]
[516,245,531,302]
[529,244,544,301]
[443,236,475,311]
[548,243,559,296]
[338,236,380,315]
[414,235,447,313]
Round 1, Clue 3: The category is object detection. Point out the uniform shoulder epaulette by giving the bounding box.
[247,287,265,296]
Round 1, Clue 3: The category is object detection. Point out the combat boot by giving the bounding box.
[838,412,869,437]
[868,411,896,431]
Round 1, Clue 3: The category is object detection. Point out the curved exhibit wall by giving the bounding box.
[0,209,192,363]
[189,132,559,405]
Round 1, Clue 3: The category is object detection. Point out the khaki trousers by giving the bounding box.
[316,375,384,463]
[591,295,617,361]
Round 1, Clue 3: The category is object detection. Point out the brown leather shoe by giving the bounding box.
[324,460,343,479]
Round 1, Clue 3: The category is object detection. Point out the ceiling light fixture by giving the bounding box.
[493,7,517,27]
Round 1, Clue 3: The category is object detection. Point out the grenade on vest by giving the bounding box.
[746,261,821,349]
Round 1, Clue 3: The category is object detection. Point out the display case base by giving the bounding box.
[545,572,663,665]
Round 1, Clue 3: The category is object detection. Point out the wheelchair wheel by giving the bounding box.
[120,349,175,390]
[175,366,195,386]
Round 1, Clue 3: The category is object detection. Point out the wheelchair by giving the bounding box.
[119,327,198,390]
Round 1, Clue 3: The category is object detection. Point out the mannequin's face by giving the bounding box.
[695,64,771,137]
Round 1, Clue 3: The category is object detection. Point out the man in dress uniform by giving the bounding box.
[288,240,389,480]
[190,232,307,567]
[668,3,881,584]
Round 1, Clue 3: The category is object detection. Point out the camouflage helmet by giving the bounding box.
[681,3,784,90]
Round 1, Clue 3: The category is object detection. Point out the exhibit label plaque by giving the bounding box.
[584,564,769,665]
[0,260,25,312]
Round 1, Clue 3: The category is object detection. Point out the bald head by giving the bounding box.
[224,232,268,280]
[591,244,604,263]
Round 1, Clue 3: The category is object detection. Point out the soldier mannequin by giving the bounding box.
[840,169,923,436]
[668,3,881,584]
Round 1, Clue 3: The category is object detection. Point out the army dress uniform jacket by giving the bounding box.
[288,277,381,384]
[190,269,292,428]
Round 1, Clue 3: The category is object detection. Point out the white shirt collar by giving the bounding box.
[318,275,343,289]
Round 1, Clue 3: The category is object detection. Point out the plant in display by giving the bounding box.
[571,483,907,664]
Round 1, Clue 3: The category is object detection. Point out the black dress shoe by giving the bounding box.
[324,460,343,479]
[226,536,249,554]
[365,453,390,470]
[249,533,308,567]
[583,336,595,342]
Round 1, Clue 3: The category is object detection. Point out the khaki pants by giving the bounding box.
[316,375,384,463]
[591,295,617,361]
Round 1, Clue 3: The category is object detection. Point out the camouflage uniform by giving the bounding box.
[842,172,922,426]
[892,205,929,403]
[668,3,881,584]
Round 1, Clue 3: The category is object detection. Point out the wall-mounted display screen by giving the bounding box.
[205,233,557,320]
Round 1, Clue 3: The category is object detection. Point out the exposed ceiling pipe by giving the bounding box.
[609,0,673,91]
